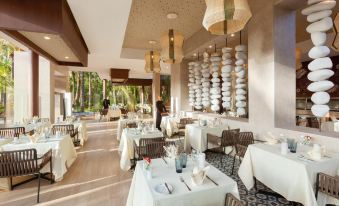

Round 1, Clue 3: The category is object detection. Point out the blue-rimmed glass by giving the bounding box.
[175,157,182,173]
[180,153,187,168]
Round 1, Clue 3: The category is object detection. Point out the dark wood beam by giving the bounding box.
[113,78,153,86]
[0,0,88,67]
[110,68,130,79]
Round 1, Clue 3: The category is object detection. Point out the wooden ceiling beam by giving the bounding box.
[0,0,88,67]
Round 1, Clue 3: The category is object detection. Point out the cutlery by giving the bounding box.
[206,175,218,186]
[162,157,168,165]
[298,155,314,162]
[164,182,172,194]
[180,176,191,191]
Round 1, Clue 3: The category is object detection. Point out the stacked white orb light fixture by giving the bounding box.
[201,52,211,108]
[194,60,203,110]
[210,50,222,112]
[221,45,233,111]
[188,62,195,108]
[234,41,248,116]
[302,0,336,118]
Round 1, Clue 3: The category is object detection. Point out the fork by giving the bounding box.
[180,176,191,191]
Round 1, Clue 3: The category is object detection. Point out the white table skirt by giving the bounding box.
[53,121,88,146]
[184,124,229,152]
[119,129,163,171]
[1,135,77,181]
[117,118,154,141]
[126,158,239,206]
[238,144,339,206]
[161,116,180,137]
[185,111,202,119]
[107,109,121,120]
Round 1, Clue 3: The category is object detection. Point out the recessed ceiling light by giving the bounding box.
[148,40,157,44]
[167,12,178,19]
[44,36,51,40]
[193,53,197,56]
[209,45,213,48]
[65,56,69,59]
[230,33,235,37]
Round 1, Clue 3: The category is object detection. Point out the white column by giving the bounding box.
[39,56,55,123]
[13,51,32,122]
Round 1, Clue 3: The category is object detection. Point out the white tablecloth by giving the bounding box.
[185,111,202,119]
[119,128,163,171]
[161,116,180,137]
[238,143,339,206]
[117,118,154,141]
[184,124,229,152]
[53,121,88,146]
[321,121,339,132]
[126,158,239,206]
[1,135,77,181]
[107,109,121,120]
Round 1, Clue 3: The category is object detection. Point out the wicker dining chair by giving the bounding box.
[126,122,138,128]
[0,127,25,138]
[177,118,188,130]
[133,137,165,162]
[0,149,53,203]
[225,193,244,206]
[145,141,176,159]
[207,129,240,166]
[232,132,254,175]
[315,172,339,200]
[52,124,80,146]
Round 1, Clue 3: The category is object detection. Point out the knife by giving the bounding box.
[164,182,172,194]
[206,175,218,186]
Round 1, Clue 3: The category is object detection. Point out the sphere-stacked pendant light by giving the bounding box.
[194,59,203,110]
[188,62,196,107]
[201,52,211,108]
[221,40,233,110]
[235,33,248,116]
[210,48,222,112]
[301,0,336,117]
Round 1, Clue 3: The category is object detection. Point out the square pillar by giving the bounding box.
[152,73,160,120]
[39,56,55,122]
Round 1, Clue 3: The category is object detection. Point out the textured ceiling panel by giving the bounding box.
[123,0,206,50]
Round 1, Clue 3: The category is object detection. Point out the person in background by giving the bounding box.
[103,97,110,110]
[156,96,167,130]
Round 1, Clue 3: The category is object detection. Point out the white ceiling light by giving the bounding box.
[65,56,69,59]
[44,36,51,40]
[167,12,178,19]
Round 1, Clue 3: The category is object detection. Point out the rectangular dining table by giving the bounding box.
[117,118,154,141]
[184,124,229,152]
[119,128,164,171]
[1,134,77,182]
[126,158,239,206]
[53,121,88,146]
[238,143,339,206]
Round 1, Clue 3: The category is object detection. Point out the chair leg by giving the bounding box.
[37,173,41,203]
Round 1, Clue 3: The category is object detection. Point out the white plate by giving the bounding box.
[154,183,174,195]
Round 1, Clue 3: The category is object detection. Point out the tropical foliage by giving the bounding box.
[0,39,18,116]
[69,71,153,113]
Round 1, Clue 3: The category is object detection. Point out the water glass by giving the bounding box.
[180,153,187,168]
[287,138,295,149]
[290,142,298,153]
[175,157,182,173]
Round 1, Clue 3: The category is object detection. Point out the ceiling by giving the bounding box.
[19,31,79,62]
[122,0,205,50]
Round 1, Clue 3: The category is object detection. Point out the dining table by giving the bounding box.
[126,158,239,206]
[0,134,77,189]
[119,128,163,171]
[53,121,88,146]
[160,116,180,137]
[238,143,339,206]
[184,123,229,153]
[117,118,154,141]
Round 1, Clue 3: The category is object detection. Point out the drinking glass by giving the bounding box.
[287,138,295,149]
[175,157,182,173]
[180,153,187,168]
[290,142,298,153]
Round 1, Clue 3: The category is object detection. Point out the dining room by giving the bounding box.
[0,0,338,206]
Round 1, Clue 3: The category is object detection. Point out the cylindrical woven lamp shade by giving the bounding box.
[145,51,161,73]
[160,29,184,64]
[203,0,252,35]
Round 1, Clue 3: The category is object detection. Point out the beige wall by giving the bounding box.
[170,61,190,113]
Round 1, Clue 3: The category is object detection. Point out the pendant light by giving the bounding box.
[145,41,161,73]
[203,0,252,35]
[160,29,184,64]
